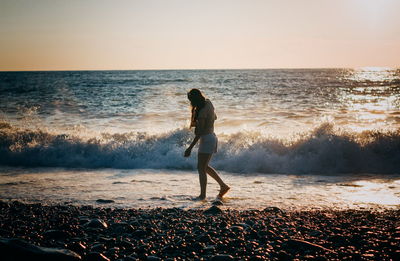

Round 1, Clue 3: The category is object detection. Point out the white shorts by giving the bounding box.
[198,133,218,154]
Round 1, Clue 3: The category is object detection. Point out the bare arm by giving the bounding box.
[184,135,199,157]
[184,118,206,157]
[188,135,200,150]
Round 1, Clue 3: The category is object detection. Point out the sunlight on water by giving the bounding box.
[343,179,400,206]
[347,67,397,82]
[337,67,400,132]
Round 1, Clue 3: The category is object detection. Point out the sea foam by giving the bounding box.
[0,122,399,174]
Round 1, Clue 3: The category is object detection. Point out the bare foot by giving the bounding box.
[217,185,230,199]
[193,195,206,201]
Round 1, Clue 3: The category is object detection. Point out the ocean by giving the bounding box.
[0,68,399,210]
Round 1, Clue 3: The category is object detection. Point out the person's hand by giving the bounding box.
[184,148,192,157]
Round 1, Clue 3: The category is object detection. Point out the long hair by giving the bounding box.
[187,89,206,128]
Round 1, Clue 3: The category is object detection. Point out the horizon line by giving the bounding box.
[1,66,398,73]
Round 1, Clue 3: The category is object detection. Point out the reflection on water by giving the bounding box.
[343,180,400,206]
[336,67,400,132]
[344,67,399,82]
[0,168,398,210]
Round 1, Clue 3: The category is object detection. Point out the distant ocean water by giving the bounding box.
[1,68,399,174]
[0,68,399,209]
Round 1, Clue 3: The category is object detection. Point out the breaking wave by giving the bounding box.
[0,122,399,174]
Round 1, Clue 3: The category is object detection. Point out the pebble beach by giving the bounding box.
[1,200,399,260]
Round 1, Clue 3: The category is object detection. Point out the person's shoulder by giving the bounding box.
[198,100,212,118]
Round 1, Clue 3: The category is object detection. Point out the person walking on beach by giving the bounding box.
[184,89,230,200]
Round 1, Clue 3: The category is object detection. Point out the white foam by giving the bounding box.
[1,122,399,174]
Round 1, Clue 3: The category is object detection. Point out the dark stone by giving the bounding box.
[0,237,81,261]
[67,242,87,255]
[211,254,234,261]
[123,257,137,261]
[309,230,323,237]
[219,221,228,228]
[277,250,292,261]
[212,200,223,206]
[110,222,135,234]
[146,256,161,261]
[229,225,244,233]
[91,243,106,252]
[84,219,108,229]
[203,206,223,215]
[283,239,334,253]
[263,206,283,213]
[43,229,70,240]
[117,239,134,248]
[96,199,115,204]
[84,252,110,261]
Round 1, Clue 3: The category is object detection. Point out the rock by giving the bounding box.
[219,221,228,228]
[203,206,223,215]
[0,237,81,261]
[84,219,108,229]
[91,243,106,252]
[212,200,223,206]
[146,256,161,261]
[96,199,115,204]
[309,230,323,237]
[204,245,216,251]
[263,206,283,213]
[277,250,292,261]
[132,229,147,238]
[123,257,137,261]
[79,216,91,225]
[211,254,234,261]
[228,225,244,233]
[110,222,135,234]
[283,239,334,253]
[67,242,87,255]
[117,239,134,248]
[43,229,70,240]
[84,252,110,261]
[248,255,264,261]
[234,223,251,229]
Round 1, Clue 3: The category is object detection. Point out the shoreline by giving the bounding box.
[1,201,399,260]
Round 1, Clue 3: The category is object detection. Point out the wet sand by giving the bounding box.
[1,168,399,211]
[0,201,399,260]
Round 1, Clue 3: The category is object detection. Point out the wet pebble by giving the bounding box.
[212,200,223,206]
[84,252,110,261]
[84,219,108,229]
[211,254,235,261]
[203,206,223,215]
[0,237,81,260]
[43,229,70,240]
[96,199,115,204]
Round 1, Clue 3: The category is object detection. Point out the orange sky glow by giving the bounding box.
[0,0,399,71]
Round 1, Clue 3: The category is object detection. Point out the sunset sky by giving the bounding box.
[0,0,399,71]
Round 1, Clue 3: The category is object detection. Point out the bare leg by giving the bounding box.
[207,166,230,198]
[206,165,226,187]
[197,153,212,199]
[198,153,230,199]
